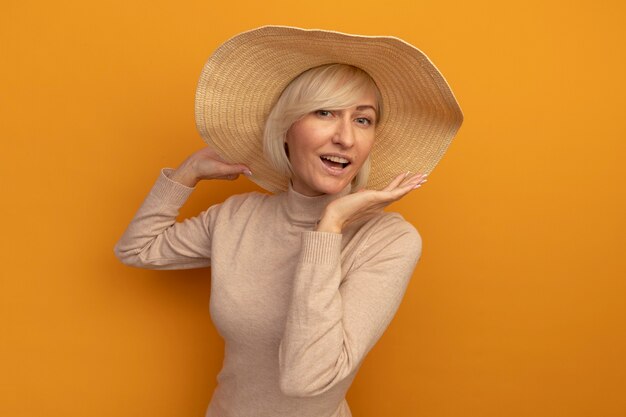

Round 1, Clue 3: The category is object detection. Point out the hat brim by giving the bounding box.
[195,25,463,192]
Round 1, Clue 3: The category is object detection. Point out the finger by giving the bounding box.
[395,172,427,190]
[385,187,413,201]
[388,177,422,198]
[404,172,426,185]
[383,172,411,192]
[212,164,251,178]
[203,148,251,173]
[415,172,428,183]
[216,173,241,180]
[413,174,428,188]
[402,173,427,189]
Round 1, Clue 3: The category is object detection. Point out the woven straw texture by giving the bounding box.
[195,25,463,192]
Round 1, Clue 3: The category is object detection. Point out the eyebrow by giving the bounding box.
[356,105,377,112]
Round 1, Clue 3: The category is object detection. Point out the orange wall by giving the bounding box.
[1,0,625,416]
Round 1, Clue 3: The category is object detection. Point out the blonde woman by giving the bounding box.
[115,26,462,417]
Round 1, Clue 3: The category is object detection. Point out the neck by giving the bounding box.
[281,181,352,227]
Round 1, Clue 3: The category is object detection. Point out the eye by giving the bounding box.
[315,110,333,117]
[355,117,373,126]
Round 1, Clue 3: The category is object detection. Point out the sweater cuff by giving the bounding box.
[300,232,342,265]
[150,168,195,206]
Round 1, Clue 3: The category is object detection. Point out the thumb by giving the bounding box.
[214,164,251,177]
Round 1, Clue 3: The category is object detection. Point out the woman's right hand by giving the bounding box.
[169,147,252,187]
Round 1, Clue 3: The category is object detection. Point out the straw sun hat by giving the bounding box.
[195,25,463,192]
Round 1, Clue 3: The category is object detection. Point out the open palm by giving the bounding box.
[317,172,427,233]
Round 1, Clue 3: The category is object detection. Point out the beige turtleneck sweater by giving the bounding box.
[114,169,422,417]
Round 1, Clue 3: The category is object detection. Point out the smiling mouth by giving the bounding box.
[320,155,350,170]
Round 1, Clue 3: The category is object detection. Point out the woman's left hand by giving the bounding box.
[316,172,428,233]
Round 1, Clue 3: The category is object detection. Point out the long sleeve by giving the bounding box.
[114,169,216,270]
[278,215,422,397]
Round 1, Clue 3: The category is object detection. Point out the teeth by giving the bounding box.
[321,155,350,164]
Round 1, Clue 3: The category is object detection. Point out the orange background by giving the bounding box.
[1,0,625,416]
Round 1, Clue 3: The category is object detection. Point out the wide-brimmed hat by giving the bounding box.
[195,25,463,192]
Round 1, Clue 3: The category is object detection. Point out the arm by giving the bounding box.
[278,171,426,396]
[278,216,422,397]
[113,169,213,269]
[114,147,251,269]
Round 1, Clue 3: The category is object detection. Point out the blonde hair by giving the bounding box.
[263,64,382,191]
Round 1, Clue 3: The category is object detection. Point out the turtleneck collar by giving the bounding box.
[280,181,352,227]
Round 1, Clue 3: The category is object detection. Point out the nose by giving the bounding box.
[332,117,355,148]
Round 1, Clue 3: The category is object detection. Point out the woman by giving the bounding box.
[115,26,462,417]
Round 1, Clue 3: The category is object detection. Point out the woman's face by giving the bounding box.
[285,90,377,196]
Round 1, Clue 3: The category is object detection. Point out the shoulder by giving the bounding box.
[215,191,272,217]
